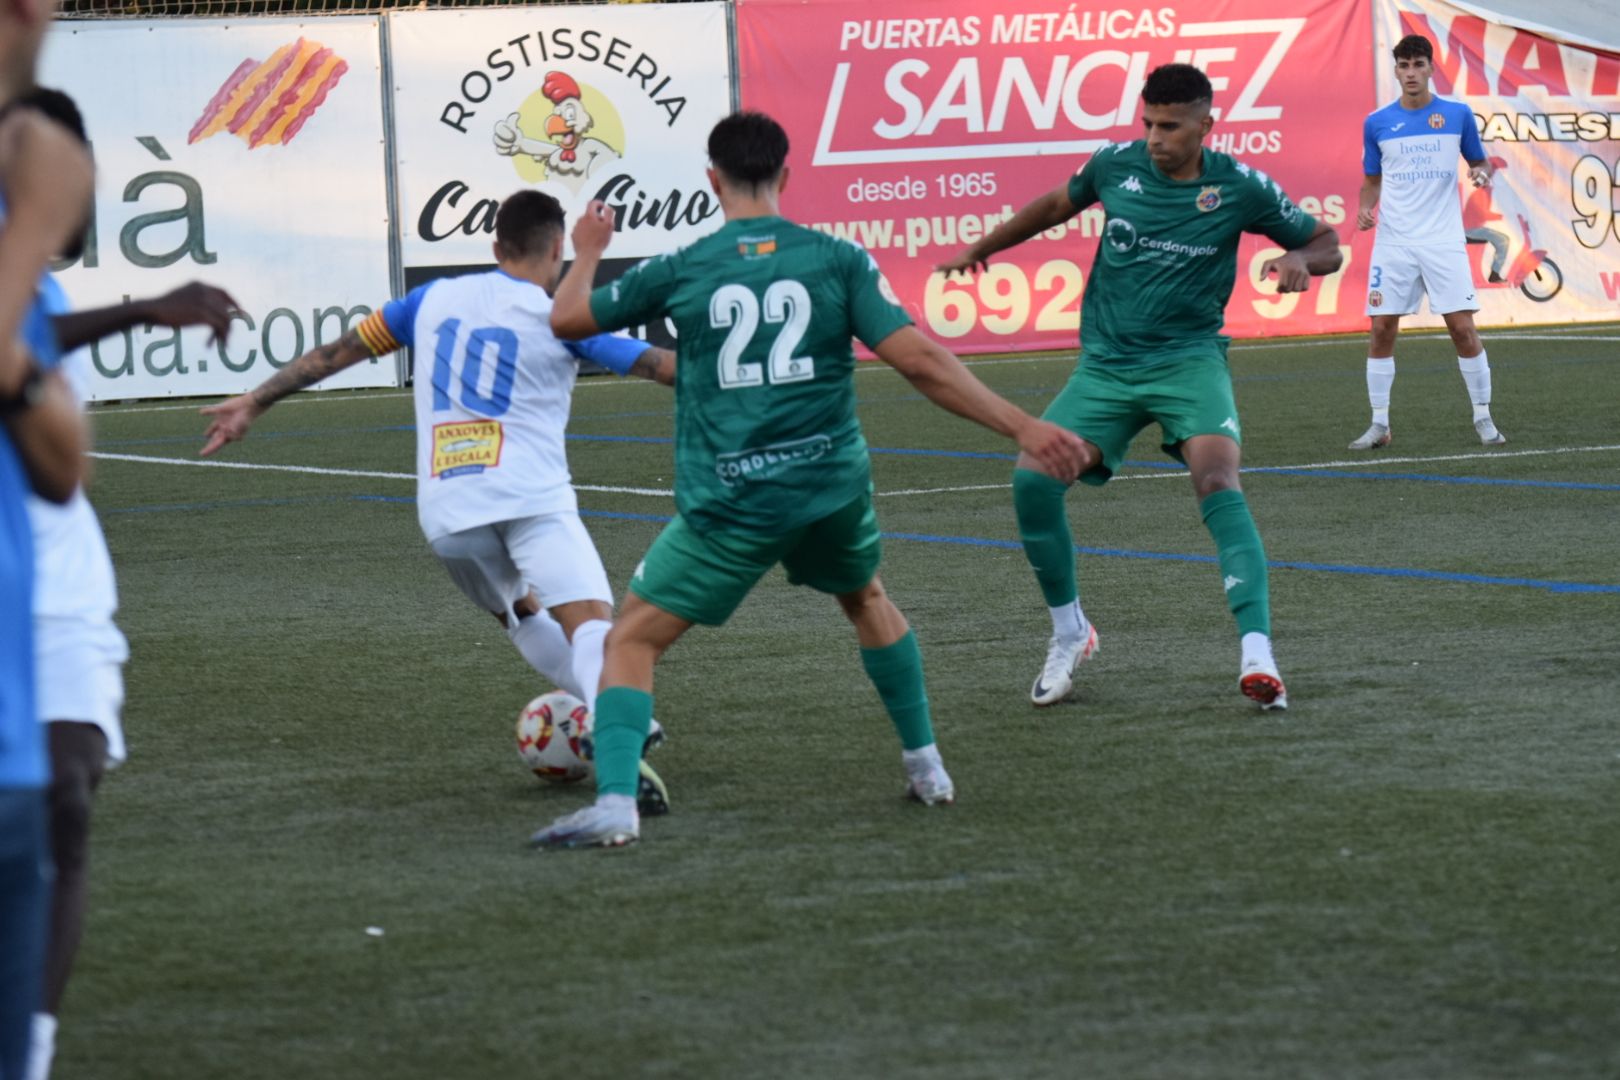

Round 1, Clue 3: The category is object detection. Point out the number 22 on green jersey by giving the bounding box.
[709,280,815,389]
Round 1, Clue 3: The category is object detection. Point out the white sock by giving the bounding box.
[902,743,943,770]
[1457,351,1492,419]
[1366,357,1395,426]
[1241,632,1274,670]
[569,618,611,713]
[598,792,636,816]
[1048,599,1089,642]
[26,1013,57,1080]
[507,611,582,698]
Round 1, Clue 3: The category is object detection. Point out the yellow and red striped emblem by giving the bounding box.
[189,38,349,149]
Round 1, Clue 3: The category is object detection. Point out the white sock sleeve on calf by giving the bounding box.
[569,619,612,713]
[508,611,582,698]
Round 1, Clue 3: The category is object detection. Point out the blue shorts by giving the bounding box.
[0,787,50,1080]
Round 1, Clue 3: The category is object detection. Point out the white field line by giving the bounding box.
[87,451,674,497]
[84,323,1620,416]
[94,442,1620,502]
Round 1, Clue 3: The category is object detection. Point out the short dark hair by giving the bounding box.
[1393,34,1434,62]
[1141,64,1213,107]
[495,189,565,258]
[707,111,789,189]
[12,86,86,144]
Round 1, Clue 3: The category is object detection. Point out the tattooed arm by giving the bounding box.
[199,329,375,456]
[627,346,676,387]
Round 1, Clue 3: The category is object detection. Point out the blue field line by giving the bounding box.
[100,494,1620,594]
[1252,467,1620,492]
[878,531,1620,594]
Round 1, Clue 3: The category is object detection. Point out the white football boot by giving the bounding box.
[902,746,955,806]
[1239,657,1289,711]
[1474,417,1507,446]
[1030,623,1100,706]
[530,796,639,849]
[1348,423,1392,450]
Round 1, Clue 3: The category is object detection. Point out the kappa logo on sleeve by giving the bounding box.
[190,38,349,149]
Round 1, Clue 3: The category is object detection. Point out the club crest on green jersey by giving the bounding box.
[1196,185,1222,212]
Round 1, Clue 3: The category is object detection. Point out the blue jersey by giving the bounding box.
[1,285,63,789]
[1363,96,1485,247]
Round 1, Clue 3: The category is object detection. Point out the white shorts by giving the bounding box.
[36,616,128,766]
[1366,243,1479,317]
[429,512,613,621]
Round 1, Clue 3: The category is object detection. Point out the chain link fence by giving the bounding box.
[59,0,689,18]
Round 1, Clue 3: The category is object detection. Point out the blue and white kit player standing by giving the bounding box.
[200,190,673,808]
[1352,31,1505,450]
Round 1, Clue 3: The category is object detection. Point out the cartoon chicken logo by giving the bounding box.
[493,71,622,192]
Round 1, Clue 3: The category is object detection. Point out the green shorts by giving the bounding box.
[628,490,883,626]
[1043,350,1242,485]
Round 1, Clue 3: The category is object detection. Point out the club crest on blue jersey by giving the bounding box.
[1196,185,1222,212]
[1428,112,1444,129]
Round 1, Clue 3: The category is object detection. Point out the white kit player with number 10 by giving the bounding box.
[200,192,674,815]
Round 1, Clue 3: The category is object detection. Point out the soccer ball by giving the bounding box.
[515,691,592,783]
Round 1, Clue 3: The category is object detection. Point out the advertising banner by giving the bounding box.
[41,19,395,400]
[736,0,1375,354]
[1375,1,1620,326]
[388,3,732,344]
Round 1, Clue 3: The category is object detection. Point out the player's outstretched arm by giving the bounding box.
[55,282,241,351]
[628,346,676,387]
[552,200,616,340]
[872,325,1085,480]
[1357,175,1382,231]
[1260,223,1344,294]
[937,183,1077,276]
[199,329,374,456]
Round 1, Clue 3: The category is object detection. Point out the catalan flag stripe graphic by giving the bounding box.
[189,38,349,149]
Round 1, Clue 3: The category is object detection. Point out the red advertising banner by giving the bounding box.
[736,0,1376,353]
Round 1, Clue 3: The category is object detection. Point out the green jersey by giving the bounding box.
[1067,141,1319,364]
[591,216,912,535]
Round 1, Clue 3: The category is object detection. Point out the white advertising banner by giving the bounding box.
[40,18,395,399]
[1375,0,1620,326]
[388,3,732,342]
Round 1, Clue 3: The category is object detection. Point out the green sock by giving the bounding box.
[860,630,934,751]
[1013,468,1077,607]
[1200,489,1271,637]
[592,686,653,799]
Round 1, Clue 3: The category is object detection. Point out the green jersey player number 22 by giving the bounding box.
[711,280,814,387]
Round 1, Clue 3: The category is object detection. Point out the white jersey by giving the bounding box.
[1363,96,1486,248]
[28,278,129,662]
[356,269,650,542]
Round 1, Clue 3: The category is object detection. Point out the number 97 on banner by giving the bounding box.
[924,260,1085,338]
